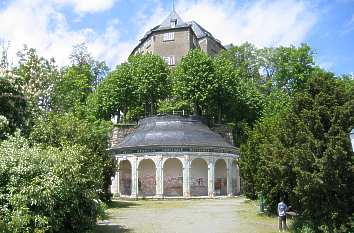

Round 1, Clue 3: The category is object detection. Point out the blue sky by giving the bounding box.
[0,0,353,76]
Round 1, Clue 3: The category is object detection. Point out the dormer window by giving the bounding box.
[170,19,177,28]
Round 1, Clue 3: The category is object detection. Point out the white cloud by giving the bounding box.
[141,0,318,47]
[0,0,319,70]
[54,0,117,14]
[0,0,132,67]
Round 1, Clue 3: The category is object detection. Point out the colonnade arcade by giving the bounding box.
[111,153,241,198]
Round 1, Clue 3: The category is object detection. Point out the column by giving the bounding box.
[116,158,120,196]
[110,159,119,196]
[226,159,233,196]
[236,163,241,194]
[183,156,191,197]
[155,156,163,198]
[131,157,138,198]
[208,158,215,197]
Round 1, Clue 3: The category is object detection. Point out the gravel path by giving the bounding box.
[95,197,279,233]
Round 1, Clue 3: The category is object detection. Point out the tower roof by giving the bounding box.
[158,10,185,29]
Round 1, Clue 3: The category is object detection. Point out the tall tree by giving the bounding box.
[88,62,135,121]
[15,46,58,114]
[240,71,354,232]
[52,44,108,113]
[174,49,216,116]
[258,44,314,94]
[128,53,170,116]
[0,74,28,138]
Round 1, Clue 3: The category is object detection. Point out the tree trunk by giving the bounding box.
[150,101,154,116]
[217,104,222,123]
[193,101,201,116]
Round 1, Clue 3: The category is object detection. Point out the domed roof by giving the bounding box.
[111,115,237,154]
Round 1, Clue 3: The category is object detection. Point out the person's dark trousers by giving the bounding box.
[278,215,287,231]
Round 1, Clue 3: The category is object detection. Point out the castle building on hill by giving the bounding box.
[131,10,224,66]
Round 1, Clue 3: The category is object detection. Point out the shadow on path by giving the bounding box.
[94,224,132,233]
[109,201,139,209]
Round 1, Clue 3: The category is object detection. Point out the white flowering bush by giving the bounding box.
[0,133,103,233]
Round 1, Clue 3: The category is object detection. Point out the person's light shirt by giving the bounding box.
[278,202,287,217]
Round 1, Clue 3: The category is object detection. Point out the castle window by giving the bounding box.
[163,56,175,66]
[163,32,174,41]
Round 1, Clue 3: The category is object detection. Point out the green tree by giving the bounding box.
[52,44,108,113]
[0,134,105,232]
[128,53,170,116]
[218,43,261,84]
[0,74,28,138]
[212,54,262,125]
[258,44,314,94]
[15,46,58,115]
[88,63,135,121]
[174,49,216,116]
[240,71,354,232]
[29,113,114,202]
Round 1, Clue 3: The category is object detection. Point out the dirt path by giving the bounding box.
[95,197,279,233]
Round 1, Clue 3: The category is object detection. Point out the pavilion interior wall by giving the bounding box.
[215,159,227,196]
[190,158,208,196]
[138,159,156,196]
[119,160,132,195]
[163,158,183,196]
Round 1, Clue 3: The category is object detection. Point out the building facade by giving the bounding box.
[110,115,241,198]
[131,10,224,67]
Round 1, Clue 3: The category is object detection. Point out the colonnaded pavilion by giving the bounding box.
[110,115,241,198]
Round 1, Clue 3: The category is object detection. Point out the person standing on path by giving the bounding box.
[277,197,288,232]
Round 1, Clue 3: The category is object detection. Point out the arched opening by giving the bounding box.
[215,159,227,196]
[163,158,183,196]
[119,160,131,196]
[138,159,156,196]
[190,158,208,196]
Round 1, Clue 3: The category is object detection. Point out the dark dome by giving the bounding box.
[112,116,236,154]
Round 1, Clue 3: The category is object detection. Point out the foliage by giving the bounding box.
[0,74,28,138]
[90,53,170,121]
[69,43,109,88]
[173,49,216,116]
[128,53,171,116]
[239,89,291,198]
[52,44,108,113]
[29,112,114,202]
[0,133,104,232]
[15,46,58,115]
[157,97,193,115]
[257,44,314,94]
[88,63,135,121]
[240,71,354,232]
[212,54,263,124]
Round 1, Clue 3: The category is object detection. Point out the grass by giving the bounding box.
[236,198,293,233]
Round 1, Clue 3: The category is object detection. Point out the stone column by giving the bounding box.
[236,163,241,194]
[131,157,138,198]
[183,155,191,197]
[155,155,163,198]
[227,159,233,196]
[115,160,120,196]
[208,157,215,197]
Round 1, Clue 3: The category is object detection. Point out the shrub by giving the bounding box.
[0,133,103,232]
